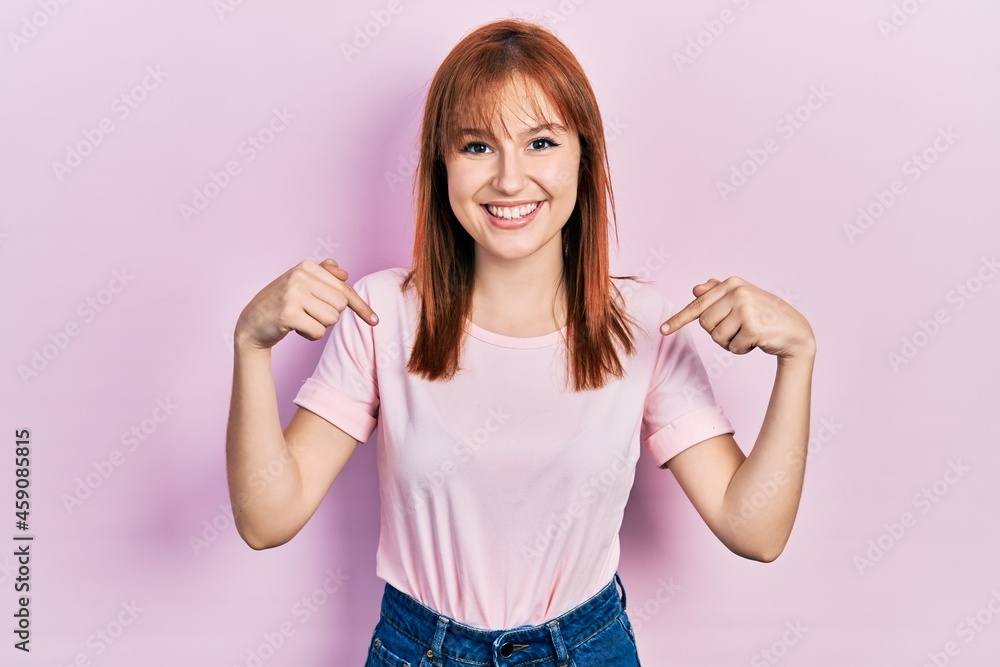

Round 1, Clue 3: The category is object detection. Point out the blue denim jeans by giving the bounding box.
[363,572,641,667]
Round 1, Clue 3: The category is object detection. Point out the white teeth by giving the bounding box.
[486,202,540,220]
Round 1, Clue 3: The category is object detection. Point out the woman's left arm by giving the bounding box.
[658,277,817,562]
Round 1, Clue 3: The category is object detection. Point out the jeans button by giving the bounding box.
[500,641,514,657]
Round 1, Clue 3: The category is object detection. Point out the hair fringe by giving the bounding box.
[404,19,639,391]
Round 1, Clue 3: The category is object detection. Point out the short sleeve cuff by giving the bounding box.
[646,405,735,467]
[292,377,378,443]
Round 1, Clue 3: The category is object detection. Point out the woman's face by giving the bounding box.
[444,77,581,268]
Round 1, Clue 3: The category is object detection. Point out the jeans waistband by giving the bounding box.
[378,573,627,665]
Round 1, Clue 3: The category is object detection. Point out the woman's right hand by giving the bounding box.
[234,258,378,351]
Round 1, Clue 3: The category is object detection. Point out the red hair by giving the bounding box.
[402,18,637,391]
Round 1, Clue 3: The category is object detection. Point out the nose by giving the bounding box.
[491,148,527,195]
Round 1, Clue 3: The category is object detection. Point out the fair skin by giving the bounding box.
[227,258,374,549]
[226,78,816,563]
[445,76,579,337]
[661,279,815,561]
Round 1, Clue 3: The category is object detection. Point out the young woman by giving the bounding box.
[226,18,816,667]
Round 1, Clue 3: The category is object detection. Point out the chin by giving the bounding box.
[481,245,539,262]
[474,233,545,259]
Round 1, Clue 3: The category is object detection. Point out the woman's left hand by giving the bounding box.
[659,277,816,359]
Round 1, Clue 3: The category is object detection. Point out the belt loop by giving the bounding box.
[547,620,570,667]
[614,571,627,611]
[430,616,449,665]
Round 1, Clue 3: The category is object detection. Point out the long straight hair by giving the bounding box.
[402,19,637,391]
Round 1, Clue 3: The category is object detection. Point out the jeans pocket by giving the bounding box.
[371,637,410,667]
[365,618,423,667]
[571,613,641,666]
[367,637,413,667]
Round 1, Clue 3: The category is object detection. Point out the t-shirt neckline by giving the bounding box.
[462,318,567,349]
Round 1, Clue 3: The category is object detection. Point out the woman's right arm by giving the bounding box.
[225,258,378,550]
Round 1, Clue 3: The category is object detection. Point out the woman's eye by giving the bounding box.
[461,142,491,155]
[529,137,560,151]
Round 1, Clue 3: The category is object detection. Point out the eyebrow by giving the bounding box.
[457,123,568,141]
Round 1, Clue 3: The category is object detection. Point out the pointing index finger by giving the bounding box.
[660,280,723,335]
[343,283,379,325]
[316,259,378,325]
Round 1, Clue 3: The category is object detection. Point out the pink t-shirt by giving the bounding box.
[292,267,734,629]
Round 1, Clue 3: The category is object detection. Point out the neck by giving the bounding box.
[470,236,567,336]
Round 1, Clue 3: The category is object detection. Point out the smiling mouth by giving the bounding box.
[484,202,541,220]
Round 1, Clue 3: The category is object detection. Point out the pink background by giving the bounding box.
[3,1,999,665]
